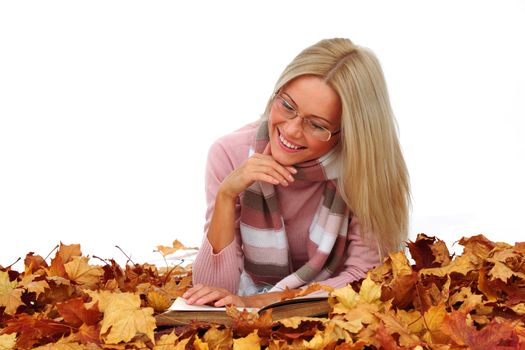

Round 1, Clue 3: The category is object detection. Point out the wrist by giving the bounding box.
[217,185,238,203]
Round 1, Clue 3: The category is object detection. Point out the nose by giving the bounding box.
[283,115,304,139]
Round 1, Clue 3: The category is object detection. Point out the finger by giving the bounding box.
[214,295,233,307]
[182,284,204,299]
[194,290,228,306]
[258,157,296,182]
[185,286,215,304]
[252,164,291,186]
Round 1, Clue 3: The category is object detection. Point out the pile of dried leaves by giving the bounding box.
[2,234,525,349]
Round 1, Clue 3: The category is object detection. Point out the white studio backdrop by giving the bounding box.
[1,1,524,268]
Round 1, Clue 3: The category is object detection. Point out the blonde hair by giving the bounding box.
[262,38,411,256]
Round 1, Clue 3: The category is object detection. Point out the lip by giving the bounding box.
[276,128,305,153]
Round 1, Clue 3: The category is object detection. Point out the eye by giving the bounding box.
[280,97,295,112]
[305,118,327,131]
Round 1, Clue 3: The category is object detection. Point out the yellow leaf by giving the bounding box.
[359,276,382,303]
[233,330,260,350]
[85,289,115,312]
[154,331,179,350]
[193,336,209,350]
[203,326,233,350]
[331,284,360,309]
[99,292,156,344]
[147,290,172,312]
[0,271,24,315]
[302,322,342,349]
[277,316,328,329]
[64,256,104,289]
[18,274,50,298]
[488,260,525,282]
[58,242,82,264]
[389,251,413,277]
[0,333,16,350]
[422,304,448,344]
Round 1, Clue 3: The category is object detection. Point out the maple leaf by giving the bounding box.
[202,326,233,350]
[160,275,192,299]
[58,242,82,264]
[232,329,260,350]
[0,270,24,315]
[17,274,50,299]
[488,260,525,282]
[154,331,180,350]
[442,310,519,349]
[374,309,421,348]
[2,313,71,349]
[99,292,156,344]
[147,290,172,312]
[64,256,104,289]
[408,234,450,270]
[155,239,197,257]
[46,254,68,279]
[24,253,48,275]
[302,321,345,349]
[0,333,17,350]
[75,323,101,346]
[56,297,101,327]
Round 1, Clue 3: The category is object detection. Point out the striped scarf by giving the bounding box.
[240,121,351,291]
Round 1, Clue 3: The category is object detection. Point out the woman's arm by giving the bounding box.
[193,139,296,294]
[314,217,381,289]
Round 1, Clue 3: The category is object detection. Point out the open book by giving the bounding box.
[155,293,330,326]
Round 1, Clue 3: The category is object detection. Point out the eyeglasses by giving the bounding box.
[272,93,341,142]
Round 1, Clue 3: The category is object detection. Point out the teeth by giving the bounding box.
[279,133,300,150]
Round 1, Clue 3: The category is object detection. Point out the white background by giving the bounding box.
[1,1,524,268]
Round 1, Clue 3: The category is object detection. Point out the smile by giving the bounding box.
[278,130,305,151]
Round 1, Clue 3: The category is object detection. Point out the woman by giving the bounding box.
[184,38,410,308]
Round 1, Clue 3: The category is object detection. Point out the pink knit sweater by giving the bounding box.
[193,121,381,294]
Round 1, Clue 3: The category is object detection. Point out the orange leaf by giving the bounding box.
[58,242,82,264]
[56,297,101,327]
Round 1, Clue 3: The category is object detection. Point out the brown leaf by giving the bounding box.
[0,270,24,315]
[2,313,71,349]
[56,297,101,327]
[24,253,48,275]
[75,323,101,346]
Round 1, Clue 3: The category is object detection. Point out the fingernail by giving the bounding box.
[287,175,294,181]
[290,167,298,174]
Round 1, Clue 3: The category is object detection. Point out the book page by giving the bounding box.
[168,297,257,312]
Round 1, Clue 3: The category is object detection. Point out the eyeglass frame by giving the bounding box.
[271,91,341,142]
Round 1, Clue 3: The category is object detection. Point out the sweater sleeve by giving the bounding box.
[192,140,245,294]
[314,217,381,289]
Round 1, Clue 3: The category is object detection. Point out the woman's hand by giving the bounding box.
[219,153,297,200]
[183,284,246,307]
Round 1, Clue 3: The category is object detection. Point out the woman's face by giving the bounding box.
[268,75,342,166]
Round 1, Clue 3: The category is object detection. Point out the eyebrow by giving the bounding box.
[282,91,334,126]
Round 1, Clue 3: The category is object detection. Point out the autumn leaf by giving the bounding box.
[2,313,71,349]
[0,333,16,350]
[0,270,24,315]
[233,330,260,350]
[155,239,197,257]
[56,297,101,327]
[58,242,82,264]
[99,292,156,344]
[203,326,233,350]
[64,256,104,289]
[147,290,172,312]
